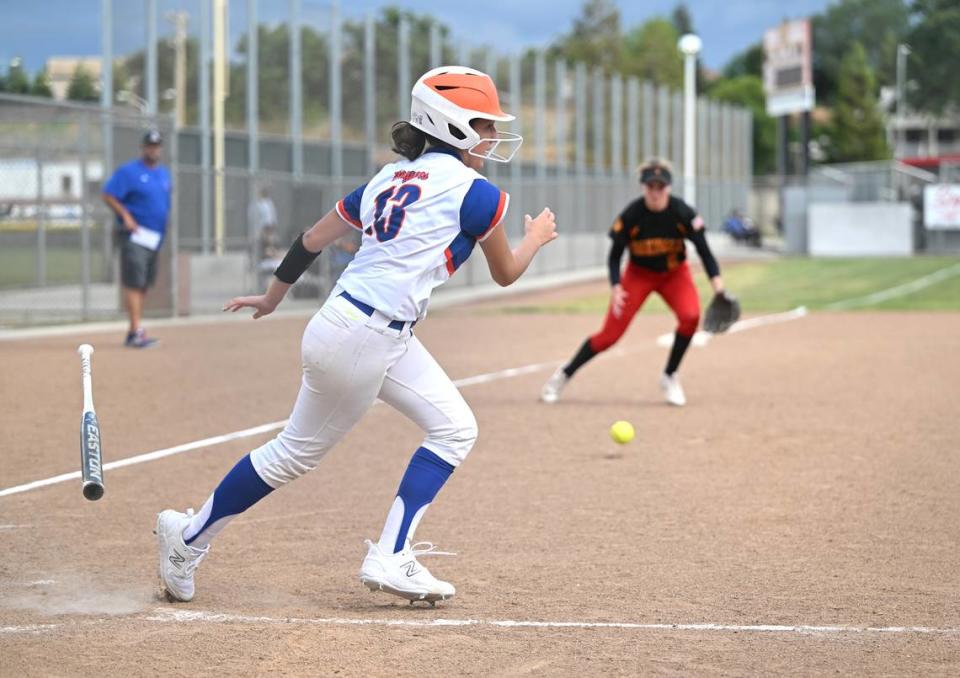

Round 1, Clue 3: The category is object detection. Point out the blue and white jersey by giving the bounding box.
[334,148,508,321]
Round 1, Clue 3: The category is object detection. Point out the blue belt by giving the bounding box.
[338,291,415,331]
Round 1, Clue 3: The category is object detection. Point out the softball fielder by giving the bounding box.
[540,158,725,407]
[155,66,557,605]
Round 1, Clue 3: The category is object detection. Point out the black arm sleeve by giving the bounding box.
[607,237,626,286]
[688,228,720,279]
[273,232,322,284]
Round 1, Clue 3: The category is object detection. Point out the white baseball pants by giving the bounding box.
[250,293,478,488]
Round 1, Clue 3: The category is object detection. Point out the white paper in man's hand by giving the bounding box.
[130,226,162,251]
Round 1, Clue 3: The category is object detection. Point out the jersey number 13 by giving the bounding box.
[371,184,422,242]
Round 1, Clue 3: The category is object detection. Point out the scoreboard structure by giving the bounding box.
[763,18,815,117]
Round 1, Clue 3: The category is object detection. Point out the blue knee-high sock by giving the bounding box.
[183,454,274,548]
[377,447,454,554]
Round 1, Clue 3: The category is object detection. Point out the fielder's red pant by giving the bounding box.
[589,262,700,352]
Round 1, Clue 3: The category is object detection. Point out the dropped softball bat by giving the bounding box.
[77,344,104,501]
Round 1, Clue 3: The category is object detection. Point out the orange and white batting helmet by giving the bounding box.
[410,66,523,163]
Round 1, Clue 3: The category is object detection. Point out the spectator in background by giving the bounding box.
[101,129,171,348]
[330,232,359,280]
[722,208,762,247]
[250,187,278,239]
[250,187,283,290]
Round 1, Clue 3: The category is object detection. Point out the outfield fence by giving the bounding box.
[1,29,753,327]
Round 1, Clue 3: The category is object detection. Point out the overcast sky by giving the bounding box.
[2,0,834,74]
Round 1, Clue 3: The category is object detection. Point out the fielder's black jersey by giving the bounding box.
[607,195,720,283]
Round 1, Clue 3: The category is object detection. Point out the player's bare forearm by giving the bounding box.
[263,276,293,308]
[710,275,725,294]
[223,277,292,318]
[304,208,352,253]
[481,208,557,286]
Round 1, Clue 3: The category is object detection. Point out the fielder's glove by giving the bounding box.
[703,290,740,334]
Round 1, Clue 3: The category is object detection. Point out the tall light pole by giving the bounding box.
[896,43,911,158]
[678,33,701,206]
[165,11,188,130]
[213,0,227,255]
[146,0,158,115]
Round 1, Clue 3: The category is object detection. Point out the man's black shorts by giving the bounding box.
[120,237,159,290]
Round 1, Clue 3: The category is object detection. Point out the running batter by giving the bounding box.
[541,158,725,407]
[155,66,558,605]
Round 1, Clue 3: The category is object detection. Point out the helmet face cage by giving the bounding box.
[409,66,523,164]
[468,132,523,163]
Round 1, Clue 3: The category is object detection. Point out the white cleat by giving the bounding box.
[659,372,687,407]
[359,539,455,605]
[155,508,209,602]
[540,368,569,404]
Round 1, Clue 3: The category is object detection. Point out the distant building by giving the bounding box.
[881,86,960,168]
[45,57,102,100]
[889,112,960,163]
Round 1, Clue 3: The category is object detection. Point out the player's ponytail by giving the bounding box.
[391,121,427,161]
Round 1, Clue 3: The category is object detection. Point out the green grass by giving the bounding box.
[0,247,108,287]
[501,257,960,315]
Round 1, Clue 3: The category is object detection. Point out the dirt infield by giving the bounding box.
[1,281,958,676]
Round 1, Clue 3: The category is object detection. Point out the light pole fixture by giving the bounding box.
[896,43,911,156]
[678,33,702,206]
[117,89,150,117]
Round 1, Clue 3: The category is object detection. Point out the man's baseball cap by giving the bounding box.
[640,164,671,186]
[142,129,163,145]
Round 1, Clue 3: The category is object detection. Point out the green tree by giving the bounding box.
[723,42,763,79]
[671,3,694,35]
[907,0,960,115]
[123,37,200,122]
[555,0,622,73]
[829,42,889,162]
[6,58,31,94]
[67,64,99,101]
[621,18,682,88]
[812,0,909,106]
[361,9,454,134]
[112,61,130,101]
[30,69,53,97]
[708,75,776,174]
[226,8,448,137]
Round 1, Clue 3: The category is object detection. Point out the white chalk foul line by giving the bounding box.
[0,307,805,500]
[0,623,61,635]
[656,306,808,347]
[0,363,558,499]
[5,608,957,637]
[0,420,288,499]
[143,608,960,636]
[826,262,960,310]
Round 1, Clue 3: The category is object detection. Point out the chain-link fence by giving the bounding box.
[0,95,178,324]
[746,161,953,254]
[2,5,756,326]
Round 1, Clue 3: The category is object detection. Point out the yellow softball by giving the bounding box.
[609,420,635,444]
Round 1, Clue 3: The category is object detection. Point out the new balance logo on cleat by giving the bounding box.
[358,539,455,604]
[156,508,210,603]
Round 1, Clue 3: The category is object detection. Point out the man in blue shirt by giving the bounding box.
[102,130,172,348]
